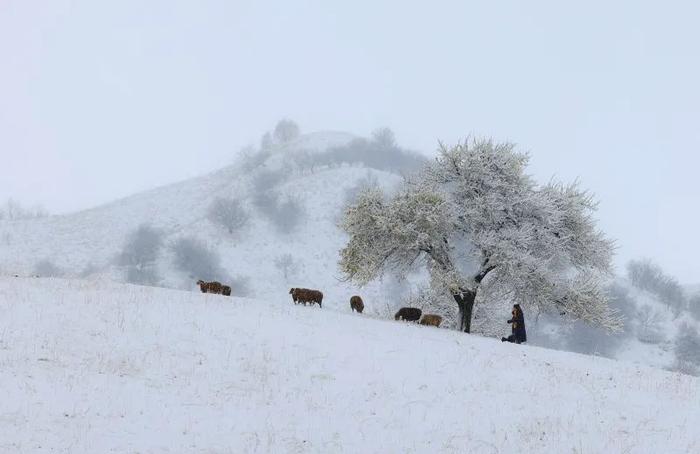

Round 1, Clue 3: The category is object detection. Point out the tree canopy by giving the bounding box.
[340,139,621,333]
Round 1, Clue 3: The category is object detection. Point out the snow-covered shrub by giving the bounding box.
[372,127,397,148]
[673,323,700,376]
[635,304,665,344]
[207,197,249,234]
[118,224,163,286]
[170,237,225,282]
[251,168,286,213]
[34,259,63,277]
[274,253,298,280]
[626,259,685,313]
[273,119,300,143]
[270,196,304,234]
[340,138,619,333]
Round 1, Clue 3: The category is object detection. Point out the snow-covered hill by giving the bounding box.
[0,131,402,311]
[1,130,698,376]
[0,277,697,453]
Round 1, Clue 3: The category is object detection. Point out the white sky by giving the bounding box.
[1,0,699,283]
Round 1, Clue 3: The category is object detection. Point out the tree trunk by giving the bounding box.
[453,289,477,333]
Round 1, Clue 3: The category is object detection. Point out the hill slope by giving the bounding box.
[1,277,697,453]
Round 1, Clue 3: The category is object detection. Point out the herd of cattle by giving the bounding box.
[196,280,443,328]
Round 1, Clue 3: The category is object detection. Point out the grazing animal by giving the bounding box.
[289,288,323,308]
[221,285,232,296]
[197,280,224,294]
[350,295,364,313]
[394,307,422,322]
[420,314,442,327]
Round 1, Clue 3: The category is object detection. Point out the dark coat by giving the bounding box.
[507,305,527,343]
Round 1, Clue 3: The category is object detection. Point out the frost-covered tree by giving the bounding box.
[273,119,300,143]
[274,253,297,280]
[372,127,396,148]
[340,139,620,333]
[208,197,249,234]
[118,224,163,285]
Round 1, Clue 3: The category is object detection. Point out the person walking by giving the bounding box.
[501,304,527,344]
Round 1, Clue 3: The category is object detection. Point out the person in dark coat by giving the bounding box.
[501,304,527,344]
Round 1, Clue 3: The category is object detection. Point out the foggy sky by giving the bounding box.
[1,1,699,283]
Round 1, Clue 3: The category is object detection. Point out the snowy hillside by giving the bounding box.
[0,277,697,453]
[0,131,404,311]
[1,130,698,377]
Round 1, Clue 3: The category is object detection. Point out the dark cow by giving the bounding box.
[394,307,422,322]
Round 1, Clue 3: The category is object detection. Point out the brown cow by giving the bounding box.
[350,295,364,313]
[197,280,224,295]
[420,314,442,327]
[394,307,422,322]
[289,288,323,308]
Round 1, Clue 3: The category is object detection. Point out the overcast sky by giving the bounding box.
[1,0,698,283]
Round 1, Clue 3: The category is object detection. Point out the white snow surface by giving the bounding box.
[1,277,698,453]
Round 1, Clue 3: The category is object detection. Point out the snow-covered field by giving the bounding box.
[1,277,697,453]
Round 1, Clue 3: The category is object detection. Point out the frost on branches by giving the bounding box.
[340,139,622,334]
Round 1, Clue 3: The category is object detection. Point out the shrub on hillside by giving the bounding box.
[274,253,298,280]
[270,196,304,234]
[171,237,225,282]
[34,259,63,277]
[673,323,700,376]
[208,197,249,234]
[635,304,665,344]
[626,259,685,313]
[273,119,300,144]
[118,224,163,285]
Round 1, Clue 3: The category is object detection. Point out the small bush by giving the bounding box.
[274,253,297,280]
[635,304,665,344]
[118,224,163,285]
[34,259,63,277]
[273,119,300,143]
[208,198,249,234]
[271,196,304,234]
[171,237,225,282]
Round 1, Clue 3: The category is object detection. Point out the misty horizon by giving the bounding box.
[2,0,699,284]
